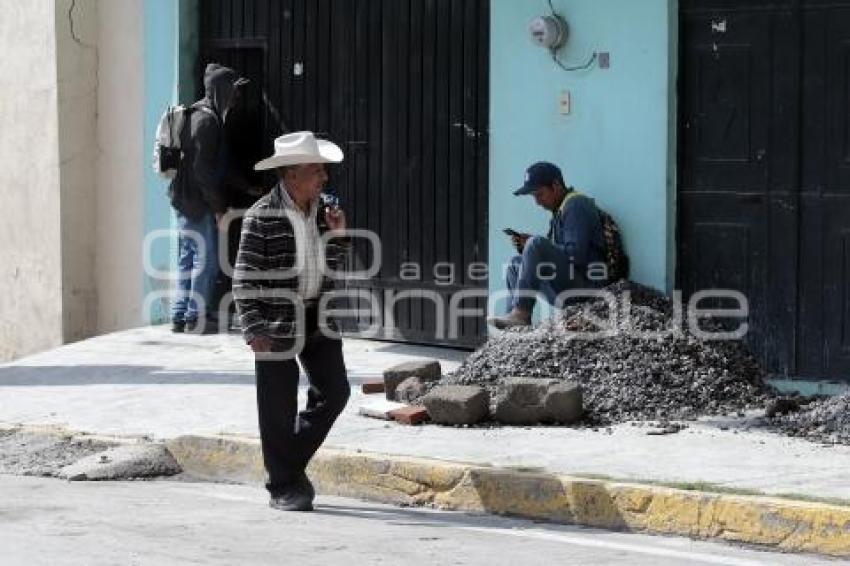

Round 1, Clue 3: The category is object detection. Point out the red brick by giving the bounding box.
[361,380,386,394]
[389,405,430,425]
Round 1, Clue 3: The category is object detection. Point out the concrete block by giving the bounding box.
[389,405,430,425]
[543,382,583,424]
[492,378,552,425]
[394,376,430,403]
[383,359,441,400]
[58,443,181,481]
[361,379,386,394]
[422,385,489,425]
[492,378,583,425]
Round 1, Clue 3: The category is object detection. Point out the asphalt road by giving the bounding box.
[0,475,839,566]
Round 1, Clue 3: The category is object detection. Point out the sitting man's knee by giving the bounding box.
[523,235,548,254]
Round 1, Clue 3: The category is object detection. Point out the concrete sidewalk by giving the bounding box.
[1,325,847,503]
[5,326,850,556]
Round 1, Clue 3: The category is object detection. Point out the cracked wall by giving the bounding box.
[0,1,64,361]
[56,0,99,344]
[0,1,144,360]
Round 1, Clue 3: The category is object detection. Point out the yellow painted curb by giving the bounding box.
[166,434,850,557]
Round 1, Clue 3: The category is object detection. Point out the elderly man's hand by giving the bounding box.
[324,206,347,233]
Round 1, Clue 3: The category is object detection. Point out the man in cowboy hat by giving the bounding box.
[488,161,607,329]
[233,131,350,512]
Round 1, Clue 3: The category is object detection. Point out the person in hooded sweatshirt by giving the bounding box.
[169,63,249,333]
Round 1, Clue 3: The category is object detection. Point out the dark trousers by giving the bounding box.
[254,324,350,496]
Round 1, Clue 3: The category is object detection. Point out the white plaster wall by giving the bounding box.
[0,1,64,361]
[56,0,99,343]
[95,0,144,332]
[0,0,147,361]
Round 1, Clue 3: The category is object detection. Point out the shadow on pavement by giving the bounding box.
[315,501,611,536]
[364,341,470,361]
[0,366,383,387]
[0,365,255,387]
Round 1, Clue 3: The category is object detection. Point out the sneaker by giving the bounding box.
[269,489,313,512]
[487,309,532,330]
[171,320,186,333]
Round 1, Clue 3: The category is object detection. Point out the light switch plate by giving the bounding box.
[559,90,571,115]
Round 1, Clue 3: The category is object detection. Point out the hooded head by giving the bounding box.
[203,63,249,117]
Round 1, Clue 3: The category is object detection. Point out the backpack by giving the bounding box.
[598,208,630,281]
[562,191,630,282]
[152,104,216,179]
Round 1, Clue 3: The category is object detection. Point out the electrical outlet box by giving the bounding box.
[559,90,571,115]
[598,52,610,69]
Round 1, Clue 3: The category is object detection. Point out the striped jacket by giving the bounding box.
[233,184,350,343]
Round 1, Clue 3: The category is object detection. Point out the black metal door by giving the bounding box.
[680,0,850,379]
[200,0,490,348]
[799,2,850,378]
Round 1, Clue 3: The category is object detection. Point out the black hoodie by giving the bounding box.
[169,64,245,219]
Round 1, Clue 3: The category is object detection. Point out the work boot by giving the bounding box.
[487,309,532,330]
[171,320,185,333]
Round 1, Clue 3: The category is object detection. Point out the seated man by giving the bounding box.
[488,161,607,329]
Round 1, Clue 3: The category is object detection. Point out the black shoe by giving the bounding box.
[269,489,313,512]
[171,321,186,333]
[296,472,316,502]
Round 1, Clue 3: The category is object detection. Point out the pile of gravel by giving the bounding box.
[767,392,850,444]
[431,281,772,425]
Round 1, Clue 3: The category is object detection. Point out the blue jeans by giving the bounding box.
[505,236,589,314]
[172,211,219,323]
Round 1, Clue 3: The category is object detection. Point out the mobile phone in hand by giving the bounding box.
[320,190,341,209]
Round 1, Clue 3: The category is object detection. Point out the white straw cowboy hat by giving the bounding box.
[254,131,344,170]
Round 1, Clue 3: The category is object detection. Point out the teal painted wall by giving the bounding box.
[143,0,178,323]
[489,0,677,312]
[142,0,198,324]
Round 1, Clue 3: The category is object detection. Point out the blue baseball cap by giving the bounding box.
[513,161,565,196]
